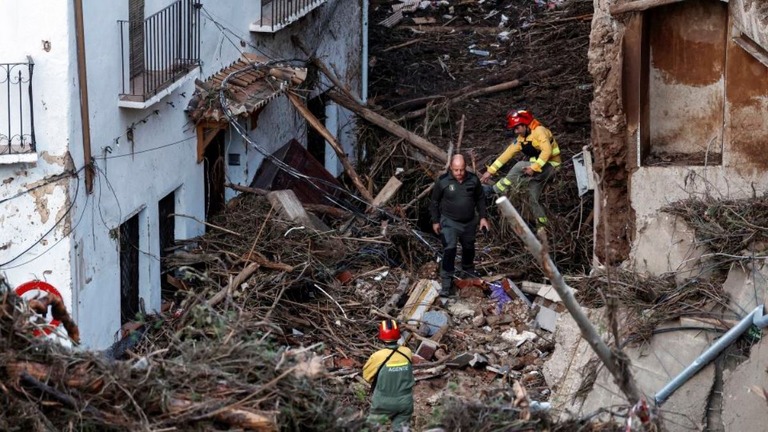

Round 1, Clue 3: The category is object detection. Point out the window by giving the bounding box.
[639,0,727,166]
[0,58,36,160]
[119,0,201,107]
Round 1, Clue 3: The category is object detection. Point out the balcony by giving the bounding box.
[250,0,327,33]
[0,58,36,164]
[118,0,202,109]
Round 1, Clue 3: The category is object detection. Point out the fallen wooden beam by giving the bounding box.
[382,38,422,53]
[371,176,403,208]
[402,80,525,120]
[287,91,374,203]
[327,91,448,164]
[266,189,330,232]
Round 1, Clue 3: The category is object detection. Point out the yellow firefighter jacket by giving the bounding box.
[487,119,561,174]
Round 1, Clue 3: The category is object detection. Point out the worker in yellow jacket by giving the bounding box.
[363,319,414,431]
[481,109,561,227]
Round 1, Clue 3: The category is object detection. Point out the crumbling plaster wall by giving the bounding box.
[0,0,77,335]
[589,0,633,265]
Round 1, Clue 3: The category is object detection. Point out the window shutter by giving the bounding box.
[129,0,145,79]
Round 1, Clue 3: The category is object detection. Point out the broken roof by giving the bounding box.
[186,53,307,123]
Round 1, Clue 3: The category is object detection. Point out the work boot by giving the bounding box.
[439,278,454,297]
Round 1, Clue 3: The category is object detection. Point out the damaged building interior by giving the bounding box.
[2,0,768,431]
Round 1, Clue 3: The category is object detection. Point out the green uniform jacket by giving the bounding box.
[363,345,415,401]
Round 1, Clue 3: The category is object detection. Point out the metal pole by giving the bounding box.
[655,305,768,405]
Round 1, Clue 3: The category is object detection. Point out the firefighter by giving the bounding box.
[362,319,415,431]
[481,109,561,228]
[430,154,490,296]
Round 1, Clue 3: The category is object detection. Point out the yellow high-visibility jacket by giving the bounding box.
[487,120,561,174]
[363,346,414,398]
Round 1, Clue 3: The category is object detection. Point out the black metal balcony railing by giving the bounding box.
[119,0,202,103]
[261,0,325,32]
[0,59,35,155]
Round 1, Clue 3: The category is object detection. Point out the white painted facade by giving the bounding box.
[0,0,364,349]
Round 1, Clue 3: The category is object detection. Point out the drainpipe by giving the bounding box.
[361,0,369,103]
[655,305,768,405]
[73,0,94,193]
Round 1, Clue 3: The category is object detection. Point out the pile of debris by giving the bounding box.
[6,0,768,430]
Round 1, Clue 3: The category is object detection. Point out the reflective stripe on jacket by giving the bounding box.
[488,120,561,174]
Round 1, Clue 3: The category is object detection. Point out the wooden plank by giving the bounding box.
[412,17,437,25]
[379,10,404,28]
[327,91,448,164]
[402,80,525,120]
[266,190,329,232]
[399,279,440,326]
[287,92,374,203]
[610,0,685,15]
[371,176,403,208]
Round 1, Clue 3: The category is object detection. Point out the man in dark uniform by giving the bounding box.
[430,154,490,297]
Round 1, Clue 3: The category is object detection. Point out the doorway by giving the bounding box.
[204,131,226,220]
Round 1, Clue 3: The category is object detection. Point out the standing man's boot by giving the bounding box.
[439,271,454,297]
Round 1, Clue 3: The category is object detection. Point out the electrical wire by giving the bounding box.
[0,167,82,205]
[218,61,377,221]
[0,168,84,269]
[218,60,448,256]
[92,162,161,262]
[94,136,195,160]
[200,6,279,61]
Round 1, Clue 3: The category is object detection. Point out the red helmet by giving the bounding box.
[378,319,401,342]
[506,109,534,130]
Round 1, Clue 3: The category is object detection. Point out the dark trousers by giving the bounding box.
[439,216,477,290]
[493,161,556,222]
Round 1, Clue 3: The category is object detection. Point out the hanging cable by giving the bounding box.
[0,169,84,269]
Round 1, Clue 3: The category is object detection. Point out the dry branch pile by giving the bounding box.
[0,287,365,432]
[360,0,596,280]
[570,268,728,343]
[663,196,768,264]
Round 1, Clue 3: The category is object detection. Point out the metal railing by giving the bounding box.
[262,0,324,31]
[119,0,202,102]
[0,58,35,155]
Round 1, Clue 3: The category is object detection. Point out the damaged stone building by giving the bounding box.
[0,0,364,349]
[591,0,768,269]
[545,0,768,430]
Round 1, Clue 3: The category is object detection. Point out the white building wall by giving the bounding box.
[0,0,77,337]
[2,0,362,349]
[226,0,363,191]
